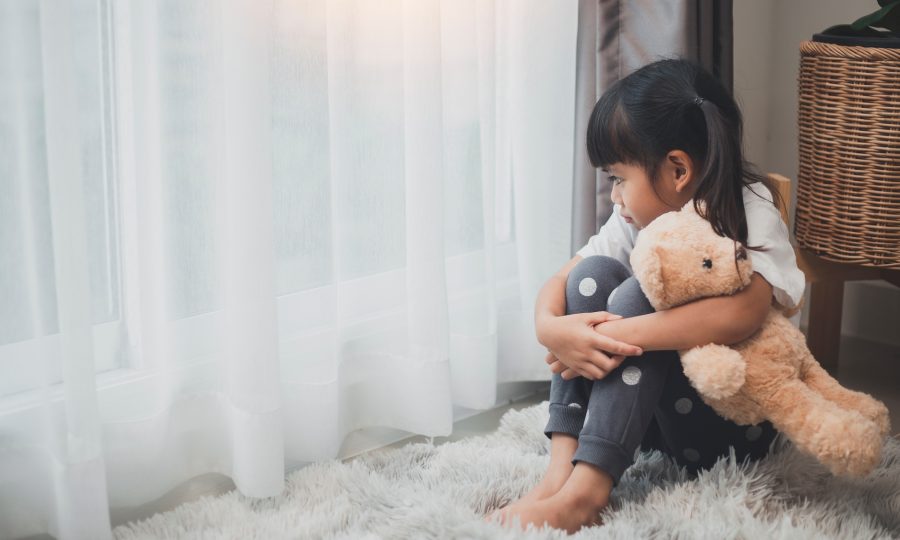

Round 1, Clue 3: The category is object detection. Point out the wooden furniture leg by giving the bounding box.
[806,279,844,374]
[767,174,899,375]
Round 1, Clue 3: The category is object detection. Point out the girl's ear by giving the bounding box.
[666,150,695,193]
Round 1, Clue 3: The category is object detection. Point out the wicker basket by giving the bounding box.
[796,40,900,268]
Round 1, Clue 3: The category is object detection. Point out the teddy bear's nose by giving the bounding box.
[736,247,747,260]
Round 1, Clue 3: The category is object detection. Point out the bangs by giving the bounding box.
[586,86,646,170]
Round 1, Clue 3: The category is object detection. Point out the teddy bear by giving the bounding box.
[629,200,890,477]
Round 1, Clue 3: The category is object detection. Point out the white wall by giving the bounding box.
[734,0,900,347]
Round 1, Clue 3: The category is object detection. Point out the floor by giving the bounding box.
[90,333,899,537]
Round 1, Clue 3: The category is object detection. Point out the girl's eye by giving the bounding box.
[607,176,623,186]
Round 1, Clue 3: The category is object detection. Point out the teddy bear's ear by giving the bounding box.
[630,243,668,310]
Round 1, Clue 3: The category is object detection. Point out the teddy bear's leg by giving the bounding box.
[543,255,631,441]
[798,349,891,438]
[758,378,883,477]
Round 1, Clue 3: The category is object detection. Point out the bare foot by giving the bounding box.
[483,466,572,524]
[488,461,613,534]
[488,487,606,534]
[484,433,578,524]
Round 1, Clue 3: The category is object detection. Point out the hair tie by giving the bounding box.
[694,96,705,106]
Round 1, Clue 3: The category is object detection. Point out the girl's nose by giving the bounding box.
[610,184,623,205]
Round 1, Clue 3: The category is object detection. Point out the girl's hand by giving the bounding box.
[538,312,642,380]
[546,351,626,380]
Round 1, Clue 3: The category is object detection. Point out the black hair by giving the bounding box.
[586,58,782,252]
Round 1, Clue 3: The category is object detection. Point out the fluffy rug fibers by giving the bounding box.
[114,401,900,539]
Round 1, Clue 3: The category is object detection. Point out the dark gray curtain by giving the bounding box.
[571,0,733,254]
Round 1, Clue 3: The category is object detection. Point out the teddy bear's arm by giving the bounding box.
[680,344,746,399]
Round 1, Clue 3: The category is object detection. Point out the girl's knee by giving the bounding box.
[565,256,631,314]
[606,277,656,318]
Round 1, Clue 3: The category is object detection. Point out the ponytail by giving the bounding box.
[692,97,747,244]
[693,96,783,252]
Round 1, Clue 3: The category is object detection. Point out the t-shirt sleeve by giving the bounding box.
[745,192,806,311]
[575,203,638,271]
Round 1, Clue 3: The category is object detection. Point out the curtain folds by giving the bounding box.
[0,1,579,538]
[1,1,733,537]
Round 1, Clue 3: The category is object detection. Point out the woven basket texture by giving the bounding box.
[797,40,900,268]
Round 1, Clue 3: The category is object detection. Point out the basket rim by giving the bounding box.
[801,39,900,60]
[812,32,900,49]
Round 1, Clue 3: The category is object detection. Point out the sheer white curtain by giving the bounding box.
[0,0,578,538]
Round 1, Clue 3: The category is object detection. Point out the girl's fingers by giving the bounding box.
[562,367,591,381]
[560,352,625,381]
[586,363,607,380]
[587,350,626,373]
[575,364,595,380]
[593,335,642,357]
[550,352,617,380]
[583,311,623,325]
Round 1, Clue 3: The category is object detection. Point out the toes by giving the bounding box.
[484,507,508,525]
[484,509,501,521]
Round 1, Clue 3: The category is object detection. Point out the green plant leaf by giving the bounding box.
[852,0,900,32]
[821,23,888,37]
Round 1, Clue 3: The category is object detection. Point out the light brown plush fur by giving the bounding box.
[630,201,890,477]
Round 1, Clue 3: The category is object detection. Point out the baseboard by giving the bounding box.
[335,380,549,463]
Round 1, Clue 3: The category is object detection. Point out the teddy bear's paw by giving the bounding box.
[872,403,891,439]
[830,439,883,478]
[681,344,745,399]
[837,391,893,439]
[819,387,892,439]
[811,413,883,478]
[857,397,892,439]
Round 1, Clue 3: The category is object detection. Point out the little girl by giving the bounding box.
[486,59,806,533]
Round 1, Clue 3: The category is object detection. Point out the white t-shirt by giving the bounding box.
[575,184,807,314]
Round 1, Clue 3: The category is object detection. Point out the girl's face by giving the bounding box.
[604,161,687,229]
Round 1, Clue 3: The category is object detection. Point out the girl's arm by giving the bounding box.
[535,255,643,379]
[591,273,774,352]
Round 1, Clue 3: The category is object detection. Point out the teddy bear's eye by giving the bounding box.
[702,258,713,269]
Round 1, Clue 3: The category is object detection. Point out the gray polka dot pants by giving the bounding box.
[543,255,777,486]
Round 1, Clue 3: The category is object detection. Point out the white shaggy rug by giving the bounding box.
[114,401,900,539]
